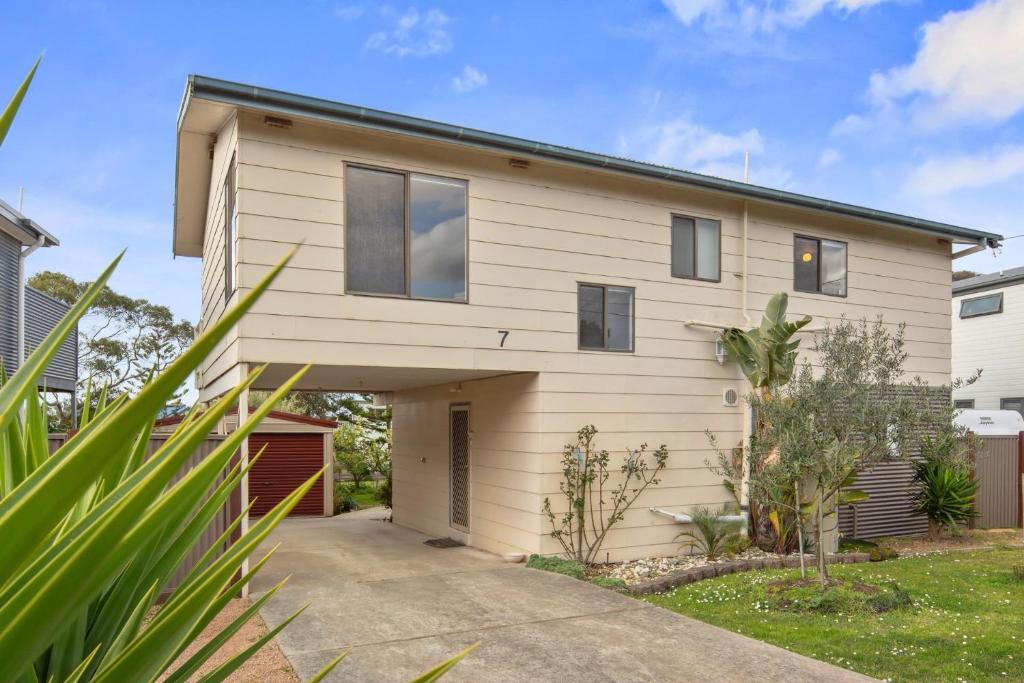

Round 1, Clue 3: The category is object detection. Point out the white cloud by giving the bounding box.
[857,0,1024,130]
[617,116,790,186]
[333,4,364,20]
[903,146,1024,197]
[366,7,452,57]
[452,66,488,93]
[661,0,892,33]
[818,147,841,168]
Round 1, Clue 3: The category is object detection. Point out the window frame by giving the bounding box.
[343,162,469,304]
[953,399,975,409]
[1000,397,1024,415]
[959,292,1003,319]
[576,282,635,353]
[670,214,722,283]
[224,153,237,303]
[793,234,848,298]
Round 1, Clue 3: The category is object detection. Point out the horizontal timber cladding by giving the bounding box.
[839,460,929,539]
[973,435,1022,529]
[247,432,326,516]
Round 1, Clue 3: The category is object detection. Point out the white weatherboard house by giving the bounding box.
[172,76,1002,561]
[952,267,1024,416]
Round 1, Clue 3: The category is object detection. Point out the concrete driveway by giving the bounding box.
[251,509,872,682]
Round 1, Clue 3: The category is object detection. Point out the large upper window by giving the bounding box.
[959,292,1002,318]
[224,154,237,301]
[578,284,634,352]
[345,165,467,301]
[671,215,721,281]
[1001,397,1024,416]
[794,235,847,297]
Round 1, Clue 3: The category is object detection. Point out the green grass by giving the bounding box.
[336,480,384,511]
[643,548,1024,681]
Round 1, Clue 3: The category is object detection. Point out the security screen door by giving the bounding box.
[449,404,470,533]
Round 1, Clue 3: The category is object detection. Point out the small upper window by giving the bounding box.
[1001,397,1024,416]
[671,215,721,281]
[578,284,634,352]
[959,292,1002,318]
[794,235,847,297]
[224,154,237,301]
[953,399,975,409]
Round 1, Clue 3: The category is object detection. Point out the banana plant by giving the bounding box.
[720,292,812,402]
[0,55,41,147]
[0,250,475,682]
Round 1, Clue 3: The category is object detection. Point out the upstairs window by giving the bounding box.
[794,235,847,297]
[224,154,237,301]
[1001,397,1024,416]
[959,292,1002,318]
[578,284,634,352]
[671,215,720,281]
[345,165,467,302]
[953,399,975,409]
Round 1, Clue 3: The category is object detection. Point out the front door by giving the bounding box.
[449,404,470,540]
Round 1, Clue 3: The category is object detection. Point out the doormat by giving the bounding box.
[424,538,465,548]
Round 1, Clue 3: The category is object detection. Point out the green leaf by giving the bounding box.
[0,55,40,147]
[407,642,480,683]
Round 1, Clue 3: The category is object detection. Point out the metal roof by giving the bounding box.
[953,265,1024,295]
[178,74,1004,250]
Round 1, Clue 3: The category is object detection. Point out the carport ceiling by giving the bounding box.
[251,364,517,393]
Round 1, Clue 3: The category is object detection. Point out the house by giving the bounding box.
[0,198,77,396]
[952,267,1024,415]
[172,75,1002,561]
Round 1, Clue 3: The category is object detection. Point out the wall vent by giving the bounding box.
[723,388,739,407]
[264,115,293,129]
[508,158,530,169]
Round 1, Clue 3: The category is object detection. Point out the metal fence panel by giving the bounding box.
[974,435,1021,529]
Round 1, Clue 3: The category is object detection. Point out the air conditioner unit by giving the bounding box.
[723,388,740,407]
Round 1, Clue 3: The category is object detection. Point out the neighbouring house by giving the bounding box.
[0,198,77,399]
[952,267,1024,415]
[172,75,1002,561]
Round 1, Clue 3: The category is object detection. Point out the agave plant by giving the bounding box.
[912,457,978,539]
[0,251,475,682]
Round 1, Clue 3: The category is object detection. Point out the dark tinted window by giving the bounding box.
[578,285,605,349]
[953,399,975,409]
[671,215,720,281]
[578,284,634,351]
[1001,398,1024,416]
[794,237,819,293]
[346,166,406,295]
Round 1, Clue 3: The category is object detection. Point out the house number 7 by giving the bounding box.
[498,330,510,347]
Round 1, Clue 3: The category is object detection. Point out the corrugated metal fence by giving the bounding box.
[839,460,929,539]
[47,432,239,592]
[974,434,1023,529]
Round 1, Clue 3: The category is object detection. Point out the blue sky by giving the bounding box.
[1,0,1022,325]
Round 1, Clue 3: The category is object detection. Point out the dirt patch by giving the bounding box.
[160,598,298,683]
[874,529,1022,555]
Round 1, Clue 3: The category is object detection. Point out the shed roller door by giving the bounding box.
[248,433,325,516]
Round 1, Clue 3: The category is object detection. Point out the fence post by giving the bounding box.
[1018,431,1023,529]
[968,432,976,530]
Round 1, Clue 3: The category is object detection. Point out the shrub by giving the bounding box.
[868,582,912,612]
[869,546,899,562]
[675,506,744,561]
[912,457,978,539]
[542,425,668,565]
[526,554,585,580]
[334,482,360,514]
[590,577,629,591]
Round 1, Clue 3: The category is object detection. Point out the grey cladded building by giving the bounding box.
[0,197,77,394]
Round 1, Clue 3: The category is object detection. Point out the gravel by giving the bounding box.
[591,548,784,586]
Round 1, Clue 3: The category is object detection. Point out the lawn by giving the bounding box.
[643,547,1024,681]
[336,479,384,510]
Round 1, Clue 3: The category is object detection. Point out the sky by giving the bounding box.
[1,0,1023,328]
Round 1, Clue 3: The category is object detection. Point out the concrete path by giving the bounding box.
[251,510,873,682]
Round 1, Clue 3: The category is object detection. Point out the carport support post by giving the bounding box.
[239,365,250,596]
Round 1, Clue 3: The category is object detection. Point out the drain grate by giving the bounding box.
[424,537,464,549]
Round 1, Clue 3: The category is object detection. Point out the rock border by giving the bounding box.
[629,552,871,595]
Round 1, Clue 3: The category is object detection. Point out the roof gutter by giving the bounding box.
[185,75,1003,249]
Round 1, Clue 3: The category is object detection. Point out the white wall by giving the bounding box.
[952,282,1024,410]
